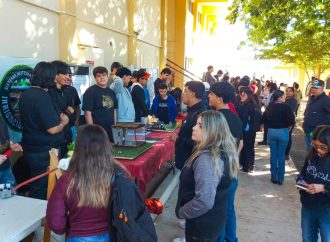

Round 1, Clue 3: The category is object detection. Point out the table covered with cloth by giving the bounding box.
[116,130,176,193]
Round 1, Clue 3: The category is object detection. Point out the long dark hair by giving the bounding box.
[307,125,330,161]
[265,90,285,120]
[67,124,115,207]
[30,61,56,88]
[239,86,259,109]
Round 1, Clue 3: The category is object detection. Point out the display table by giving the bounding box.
[116,130,176,193]
[0,195,47,242]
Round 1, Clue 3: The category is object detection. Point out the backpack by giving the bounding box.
[109,172,158,242]
[251,107,262,132]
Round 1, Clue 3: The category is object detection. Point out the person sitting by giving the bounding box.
[151,83,177,124]
[46,125,115,241]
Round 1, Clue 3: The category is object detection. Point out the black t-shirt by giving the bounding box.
[62,85,81,126]
[48,87,72,142]
[0,116,10,170]
[218,109,243,143]
[19,87,64,152]
[154,78,165,96]
[158,97,169,124]
[82,85,118,138]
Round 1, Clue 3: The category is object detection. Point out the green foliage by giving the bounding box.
[227,0,330,77]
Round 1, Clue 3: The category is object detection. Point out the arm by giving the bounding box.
[179,153,222,219]
[84,111,93,124]
[114,109,117,125]
[47,113,69,135]
[238,139,243,155]
[74,106,81,125]
[46,178,68,235]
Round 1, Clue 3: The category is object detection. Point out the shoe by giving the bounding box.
[277,181,283,185]
[241,169,249,173]
[271,180,278,184]
[172,236,186,242]
[258,141,268,145]
[178,220,186,230]
[285,155,290,160]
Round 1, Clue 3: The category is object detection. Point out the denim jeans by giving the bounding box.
[301,206,330,242]
[304,134,313,152]
[218,178,238,242]
[267,128,289,183]
[0,167,16,186]
[67,233,110,242]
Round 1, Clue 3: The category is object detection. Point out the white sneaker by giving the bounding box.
[172,236,186,242]
[178,220,186,230]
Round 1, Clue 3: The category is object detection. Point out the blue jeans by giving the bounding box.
[218,178,238,242]
[301,206,330,242]
[67,233,110,242]
[0,167,16,186]
[304,134,313,152]
[267,128,289,183]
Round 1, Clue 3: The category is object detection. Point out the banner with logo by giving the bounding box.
[0,57,38,142]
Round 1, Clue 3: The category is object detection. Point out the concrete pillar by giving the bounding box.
[159,0,168,70]
[127,0,138,67]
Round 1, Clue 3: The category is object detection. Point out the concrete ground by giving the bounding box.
[155,132,302,242]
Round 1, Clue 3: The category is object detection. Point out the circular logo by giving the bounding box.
[0,65,32,131]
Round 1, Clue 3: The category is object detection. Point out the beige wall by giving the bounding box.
[0,0,59,60]
[0,0,163,69]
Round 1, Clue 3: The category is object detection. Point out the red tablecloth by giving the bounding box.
[116,131,176,193]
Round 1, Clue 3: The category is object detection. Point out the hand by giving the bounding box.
[10,141,23,152]
[305,184,325,194]
[60,113,70,126]
[170,133,178,142]
[66,106,74,114]
[0,155,6,165]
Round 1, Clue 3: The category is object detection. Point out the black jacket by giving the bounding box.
[131,84,149,121]
[175,101,206,169]
[303,93,330,133]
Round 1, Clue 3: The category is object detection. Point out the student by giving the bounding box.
[130,68,150,122]
[0,116,22,186]
[82,66,118,142]
[111,67,135,122]
[175,111,239,242]
[297,125,330,242]
[19,61,69,199]
[154,67,172,96]
[151,83,177,124]
[46,125,114,241]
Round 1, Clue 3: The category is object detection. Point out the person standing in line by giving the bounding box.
[261,90,295,185]
[208,81,243,242]
[170,81,206,170]
[174,111,239,242]
[130,69,151,122]
[19,61,69,199]
[111,67,135,122]
[297,125,330,242]
[108,61,122,87]
[303,79,330,151]
[284,86,298,160]
[214,69,223,82]
[293,82,303,115]
[82,66,118,142]
[204,65,216,86]
[154,67,172,96]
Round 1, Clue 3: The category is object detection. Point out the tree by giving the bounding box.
[227,0,330,78]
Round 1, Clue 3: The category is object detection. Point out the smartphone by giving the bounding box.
[295,184,309,191]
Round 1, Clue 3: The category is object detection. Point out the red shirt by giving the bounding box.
[46,173,109,238]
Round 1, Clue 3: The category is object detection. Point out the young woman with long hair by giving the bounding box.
[175,110,239,242]
[297,125,330,241]
[46,124,115,241]
[285,87,298,160]
[237,86,260,172]
[261,90,295,185]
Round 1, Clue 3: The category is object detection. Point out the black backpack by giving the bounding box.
[252,107,262,132]
[109,172,157,242]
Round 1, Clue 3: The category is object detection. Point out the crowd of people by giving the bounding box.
[0,60,330,242]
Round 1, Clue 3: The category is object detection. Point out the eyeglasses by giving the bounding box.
[312,143,328,151]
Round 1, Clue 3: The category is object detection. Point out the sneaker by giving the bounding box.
[172,236,186,242]
[178,220,186,230]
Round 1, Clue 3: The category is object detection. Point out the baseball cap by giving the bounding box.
[312,79,324,88]
[132,68,151,80]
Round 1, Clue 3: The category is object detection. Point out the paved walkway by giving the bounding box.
[155,133,302,242]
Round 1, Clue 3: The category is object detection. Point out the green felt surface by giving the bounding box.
[148,123,176,132]
[112,142,153,159]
